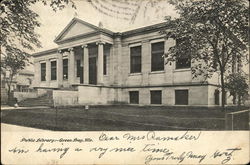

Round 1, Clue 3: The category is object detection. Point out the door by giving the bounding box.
[80,66,83,84]
[89,57,97,85]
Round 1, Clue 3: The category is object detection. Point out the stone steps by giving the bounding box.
[19,95,53,107]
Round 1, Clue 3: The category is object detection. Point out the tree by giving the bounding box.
[161,0,249,109]
[225,73,249,106]
[1,52,28,102]
[0,0,75,102]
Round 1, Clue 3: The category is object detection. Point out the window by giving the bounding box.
[63,59,68,80]
[76,60,81,77]
[151,42,164,71]
[130,46,141,73]
[51,61,57,80]
[40,63,46,81]
[150,90,162,104]
[129,91,139,104]
[175,90,188,105]
[176,56,191,69]
[175,39,191,69]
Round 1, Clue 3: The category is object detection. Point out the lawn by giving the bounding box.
[1,105,247,131]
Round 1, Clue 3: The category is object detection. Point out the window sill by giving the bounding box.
[174,68,191,72]
[129,73,142,76]
[149,71,165,75]
[104,74,109,77]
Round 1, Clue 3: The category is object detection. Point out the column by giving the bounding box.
[46,59,51,85]
[57,50,63,87]
[82,45,89,84]
[164,38,176,84]
[97,41,105,84]
[141,40,150,86]
[34,61,40,87]
[68,48,75,84]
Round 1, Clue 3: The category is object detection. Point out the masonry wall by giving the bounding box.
[53,90,78,106]
[117,31,202,88]
[78,85,115,105]
[121,86,209,106]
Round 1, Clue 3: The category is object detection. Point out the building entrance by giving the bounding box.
[89,57,97,84]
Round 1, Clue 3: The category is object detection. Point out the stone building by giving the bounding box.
[32,18,230,106]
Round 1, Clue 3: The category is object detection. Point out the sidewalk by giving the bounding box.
[1,123,50,132]
[1,105,51,110]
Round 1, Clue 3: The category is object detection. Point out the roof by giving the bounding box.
[54,17,114,43]
[33,18,168,57]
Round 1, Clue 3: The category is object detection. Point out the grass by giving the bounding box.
[1,105,248,131]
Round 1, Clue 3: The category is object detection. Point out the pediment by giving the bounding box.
[54,18,99,43]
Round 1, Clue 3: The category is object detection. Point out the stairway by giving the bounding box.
[18,94,53,107]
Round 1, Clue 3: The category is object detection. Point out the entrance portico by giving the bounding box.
[56,41,109,86]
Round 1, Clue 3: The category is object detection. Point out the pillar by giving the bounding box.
[34,61,41,87]
[82,45,89,84]
[68,48,75,84]
[97,41,105,84]
[57,50,63,87]
[164,38,176,84]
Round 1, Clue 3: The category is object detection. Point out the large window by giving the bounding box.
[150,90,162,104]
[151,42,164,71]
[40,63,46,81]
[130,46,141,73]
[175,90,188,105]
[51,61,57,80]
[76,59,81,77]
[63,59,68,80]
[175,39,191,69]
[129,91,139,104]
[176,56,191,69]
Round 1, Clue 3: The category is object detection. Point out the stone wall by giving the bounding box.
[122,86,210,106]
[14,92,38,102]
[78,85,115,105]
[53,90,78,106]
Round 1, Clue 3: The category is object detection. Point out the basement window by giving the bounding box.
[129,91,139,104]
[175,90,188,105]
[150,90,162,104]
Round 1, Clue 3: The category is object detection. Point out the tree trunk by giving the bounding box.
[220,70,225,110]
[237,95,241,107]
[233,94,236,104]
[7,85,11,103]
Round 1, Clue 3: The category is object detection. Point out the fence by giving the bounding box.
[225,109,249,130]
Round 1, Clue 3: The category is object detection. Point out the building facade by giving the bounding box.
[32,18,231,106]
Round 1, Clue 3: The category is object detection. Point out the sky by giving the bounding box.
[31,0,177,52]
[29,0,248,74]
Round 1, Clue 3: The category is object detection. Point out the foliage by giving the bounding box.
[0,0,75,53]
[1,52,28,102]
[161,0,249,108]
[0,0,75,101]
[225,73,249,106]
